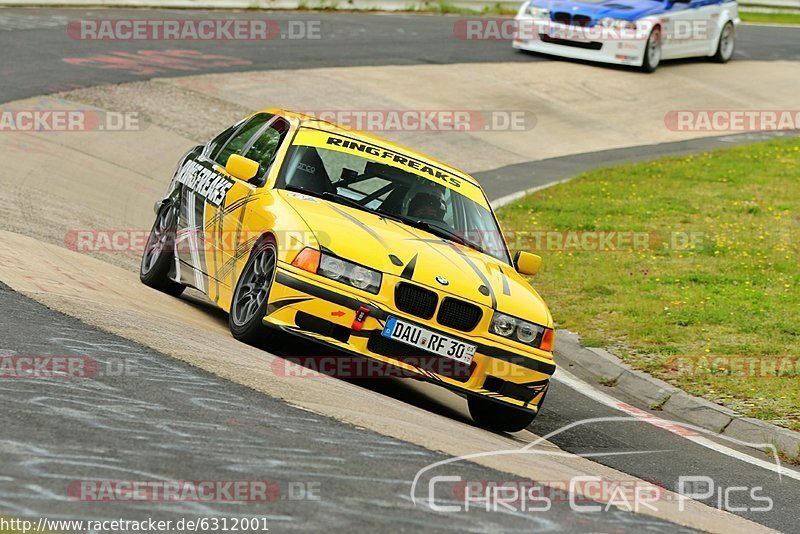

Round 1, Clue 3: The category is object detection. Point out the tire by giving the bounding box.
[468,395,537,433]
[640,27,662,73]
[712,22,735,63]
[229,237,278,344]
[140,202,185,297]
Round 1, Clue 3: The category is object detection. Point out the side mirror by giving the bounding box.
[225,154,259,181]
[514,251,542,276]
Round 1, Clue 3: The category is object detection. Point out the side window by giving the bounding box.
[213,113,272,167]
[207,121,243,161]
[242,117,290,183]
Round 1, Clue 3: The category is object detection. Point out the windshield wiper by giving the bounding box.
[319,191,372,213]
[283,185,370,213]
[289,186,405,222]
[373,207,405,223]
[396,216,485,253]
[283,184,322,198]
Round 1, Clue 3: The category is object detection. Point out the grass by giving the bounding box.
[597,376,619,387]
[271,3,800,19]
[740,11,800,25]
[496,137,800,432]
[410,1,518,15]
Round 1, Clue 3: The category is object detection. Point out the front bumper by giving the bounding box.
[264,264,555,413]
[512,16,648,67]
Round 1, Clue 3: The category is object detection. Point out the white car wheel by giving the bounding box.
[641,27,662,73]
[713,21,735,63]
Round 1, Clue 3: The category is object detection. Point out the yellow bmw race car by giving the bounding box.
[140,109,555,432]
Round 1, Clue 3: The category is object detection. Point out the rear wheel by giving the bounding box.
[229,238,278,344]
[640,27,662,73]
[712,22,735,63]
[140,202,184,297]
[468,396,537,433]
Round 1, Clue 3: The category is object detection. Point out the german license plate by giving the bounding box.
[381,316,476,365]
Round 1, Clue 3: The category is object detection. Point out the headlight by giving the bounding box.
[599,17,636,30]
[319,255,346,280]
[295,249,382,294]
[349,265,380,292]
[529,6,550,17]
[516,322,539,344]
[490,311,553,351]
[491,313,517,337]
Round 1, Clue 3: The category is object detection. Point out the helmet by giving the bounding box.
[403,185,446,222]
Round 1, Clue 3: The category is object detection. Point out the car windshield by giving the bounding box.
[276,130,510,263]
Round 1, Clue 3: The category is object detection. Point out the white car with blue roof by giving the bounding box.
[513,0,739,71]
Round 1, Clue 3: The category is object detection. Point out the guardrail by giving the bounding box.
[739,0,800,12]
[0,0,797,14]
[740,0,800,9]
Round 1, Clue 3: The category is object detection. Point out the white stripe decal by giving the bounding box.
[186,192,205,293]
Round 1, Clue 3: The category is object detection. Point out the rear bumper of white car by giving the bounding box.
[512,16,647,67]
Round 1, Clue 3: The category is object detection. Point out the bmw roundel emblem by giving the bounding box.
[435,276,449,286]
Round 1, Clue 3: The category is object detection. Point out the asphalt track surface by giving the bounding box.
[1,281,697,532]
[2,9,800,103]
[1,7,799,533]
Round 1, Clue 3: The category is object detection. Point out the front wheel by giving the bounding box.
[229,238,278,344]
[468,396,537,433]
[712,22,735,63]
[140,202,185,297]
[640,27,662,73]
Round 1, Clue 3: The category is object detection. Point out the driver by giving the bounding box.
[407,189,446,222]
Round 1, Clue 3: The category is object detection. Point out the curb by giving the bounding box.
[554,330,800,460]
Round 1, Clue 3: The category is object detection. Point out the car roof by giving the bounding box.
[257,107,481,188]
